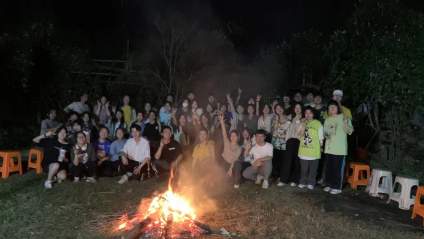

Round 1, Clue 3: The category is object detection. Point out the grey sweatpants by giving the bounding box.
[242,160,272,181]
[299,159,319,186]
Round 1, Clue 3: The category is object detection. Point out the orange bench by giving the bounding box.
[0,150,23,178]
[28,148,44,174]
[347,162,371,190]
[412,186,424,226]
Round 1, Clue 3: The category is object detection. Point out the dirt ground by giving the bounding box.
[0,172,423,239]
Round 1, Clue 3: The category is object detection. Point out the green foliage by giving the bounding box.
[326,0,424,112]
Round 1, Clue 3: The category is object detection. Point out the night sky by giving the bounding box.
[0,0,355,58]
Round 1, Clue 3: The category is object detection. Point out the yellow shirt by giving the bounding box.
[121,105,133,128]
[192,141,215,169]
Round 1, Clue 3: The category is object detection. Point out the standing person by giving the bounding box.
[283,103,303,186]
[153,126,183,173]
[95,127,112,175]
[304,92,315,107]
[107,110,127,139]
[282,95,291,113]
[64,93,90,114]
[118,125,151,184]
[218,113,242,189]
[131,111,145,130]
[144,102,152,116]
[331,89,352,120]
[70,132,97,183]
[323,101,354,194]
[271,104,291,186]
[121,95,136,129]
[33,127,72,189]
[298,107,323,190]
[40,109,62,135]
[101,128,127,177]
[293,92,303,104]
[242,130,273,189]
[159,102,172,126]
[143,111,161,142]
[244,104,258,132]
[94,96,111,125]
[257,104,273,134]
[81,112,96,143]
[311,94,326,124]
[226,93,245,132]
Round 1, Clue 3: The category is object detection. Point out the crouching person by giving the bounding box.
[33,126,71,189]
[242,130,273,189]
[70,131,97,183]
[99,127,127,177]
[118,124,151,184]
[153,126,183,174]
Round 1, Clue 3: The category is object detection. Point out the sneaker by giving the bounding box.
[330,189,342,195]
[323,186,331,192]
[298,184,306,189]
[86,177,96,183]
[307,185,315,190]
[255,175,264,185]
[44,180,52,189]
[234,184,240,189]
[73,177,80,183]
[262,180,269,189]
[277,182,286,187]
[290,182,297,187]
[118,175,129,184]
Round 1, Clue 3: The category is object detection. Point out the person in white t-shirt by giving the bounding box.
[242,129,273,189]
[118,124,151,184]
[64,93,90,114]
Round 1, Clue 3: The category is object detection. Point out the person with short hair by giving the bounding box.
[70,131,97,183]
[121,95,137,129]
[95,127,112,175]
[118,124,151,184]
[64,93,90,114]
[153,126,183,173]
[40,109,62,135]
[330,89,352,120]
[33,127,71,189]
[298,106,323,190]
[242,129,273,189]
[323,100,354,195]
[159,102,173,126]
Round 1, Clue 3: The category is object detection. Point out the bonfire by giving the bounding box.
[115,170,212,239]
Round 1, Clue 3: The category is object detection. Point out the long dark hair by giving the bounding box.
[291,102,303,119]
[112,109,125,124]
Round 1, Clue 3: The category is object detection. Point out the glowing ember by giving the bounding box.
[116,170,209,238]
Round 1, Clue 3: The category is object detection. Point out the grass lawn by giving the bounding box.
[0,172,423,239]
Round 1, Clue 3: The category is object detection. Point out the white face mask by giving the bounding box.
[182,102,189,108]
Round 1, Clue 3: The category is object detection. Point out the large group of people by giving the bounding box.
[34,88,353,195]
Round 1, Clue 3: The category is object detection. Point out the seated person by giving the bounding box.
[118,125,151,184]
[70,131,97,183]
[153,126,183,174]
[95,126,111,173]
[99,128,127,176]
[33,127,72,189]
[40,109,61,135]
[242,129,273,189]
